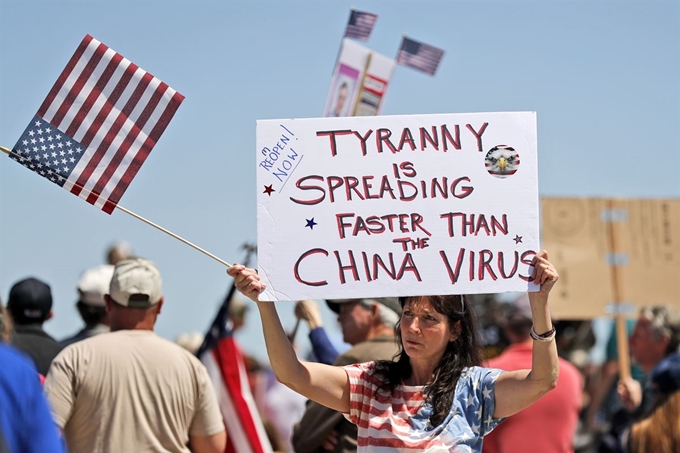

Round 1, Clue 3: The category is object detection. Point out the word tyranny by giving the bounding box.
[316,122,489,156]
[257,122,490,179]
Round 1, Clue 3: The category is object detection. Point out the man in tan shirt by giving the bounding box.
[45,257,226,453]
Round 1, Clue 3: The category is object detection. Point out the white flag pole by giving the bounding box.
[1,145,232,267]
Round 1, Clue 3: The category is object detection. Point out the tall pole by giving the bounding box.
[606,199,631,380]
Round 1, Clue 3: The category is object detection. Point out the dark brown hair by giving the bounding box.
[375,295,483,427]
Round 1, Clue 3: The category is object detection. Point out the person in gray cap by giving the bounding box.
[45,257,226,453]
[60,264,115,347]
[293,298,401,453]
[6,276,63,375]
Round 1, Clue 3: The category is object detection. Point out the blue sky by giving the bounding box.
[1,0,678,363]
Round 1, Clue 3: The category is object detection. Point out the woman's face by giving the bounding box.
[400,296,458,364]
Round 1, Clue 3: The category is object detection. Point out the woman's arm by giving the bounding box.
[227,264,351,413]
[492,250,560,418]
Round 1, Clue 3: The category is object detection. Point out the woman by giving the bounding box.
[228,250,559,452]
[627,390,680,453]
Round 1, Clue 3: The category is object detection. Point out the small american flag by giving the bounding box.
[396,36,445,76]
[9,34,184,214]
[344,10,378,41]
[198,282,273,453]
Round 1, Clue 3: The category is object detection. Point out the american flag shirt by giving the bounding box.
[344,362,505,452]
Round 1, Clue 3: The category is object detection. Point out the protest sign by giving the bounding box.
[324,39,395,118]
[542,197,680,319]
[256,112,539,301]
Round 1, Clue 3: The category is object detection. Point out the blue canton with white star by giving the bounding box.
[10,116,86,187]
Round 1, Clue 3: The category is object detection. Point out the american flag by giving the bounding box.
[197,282,273,453]
[344,10,378,41]
[9,34,184,214]
[396,36,445,76]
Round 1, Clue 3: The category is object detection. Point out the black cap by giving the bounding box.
[326,297,402,315]
[7,277,53,324]
[651,353,680,394]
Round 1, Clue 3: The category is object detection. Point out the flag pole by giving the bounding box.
[114,205,231,267]
[1,145,231,268]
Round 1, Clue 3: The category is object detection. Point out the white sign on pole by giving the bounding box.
[324,38,395,118]
[256,112,539,301]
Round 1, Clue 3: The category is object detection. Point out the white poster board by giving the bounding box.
[354,47,395,117]
[256,112,539,301]
[323,39,395,118]
[324,39,366,117]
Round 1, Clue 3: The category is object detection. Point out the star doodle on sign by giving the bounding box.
[513,234,523,244]
[263,184,275,196]
[305,218,317,230]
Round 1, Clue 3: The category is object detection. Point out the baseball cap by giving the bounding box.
[109,257,162,308]
[326,297,402,316]
[651,353,680,394]
[7,277,53,324]
[77,264,115,307]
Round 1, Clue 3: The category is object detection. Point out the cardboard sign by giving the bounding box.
[543,197,680,319]
[256,112,539,301]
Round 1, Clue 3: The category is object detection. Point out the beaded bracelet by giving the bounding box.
[530,325,556,342]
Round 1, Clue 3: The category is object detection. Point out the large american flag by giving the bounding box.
[396,36,445,76]
[344,10,378,41]
[9,34,184,214]
[198,283,273,453]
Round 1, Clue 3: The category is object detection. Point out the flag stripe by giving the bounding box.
[214,339,267,453]
[44,40,101,127]
[37,34,94,118]
[100,89,183,213]
[197,280,273,453]
[50,42,108,128]
[70,71,154,197]
[96,84,184,212]
[75,61,137,147]
[13,34,183,213]
[65,50,123,139]
[84,76,165,205]
[203,351,255,453]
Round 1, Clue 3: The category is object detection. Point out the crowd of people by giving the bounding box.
[1,244,679,453]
